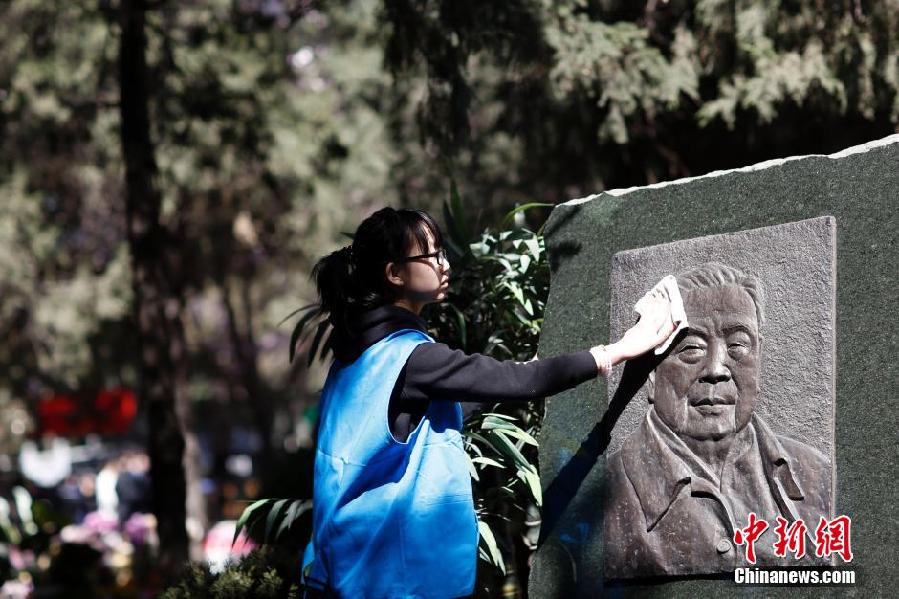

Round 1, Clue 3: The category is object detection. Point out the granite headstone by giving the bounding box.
[531,135,898,598]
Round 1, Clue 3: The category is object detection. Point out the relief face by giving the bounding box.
[650,283,760,442]
[604,262,832,579]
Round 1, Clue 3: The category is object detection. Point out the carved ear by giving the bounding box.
[646,371,655,403]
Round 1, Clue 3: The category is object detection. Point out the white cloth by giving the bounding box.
[633,275,688,354]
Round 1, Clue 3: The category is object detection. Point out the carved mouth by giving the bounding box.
[690,396,735,407]
[692,404,732,416]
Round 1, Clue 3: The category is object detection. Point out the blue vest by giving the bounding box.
[308,329,478,598]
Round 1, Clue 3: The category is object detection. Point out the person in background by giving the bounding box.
[115,452,151,524]
[95,458,120,519]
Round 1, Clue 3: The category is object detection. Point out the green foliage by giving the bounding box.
[541,1,899,135]
[547,16,699,144]
[0,0,397,454]
[160,546,299,599]
[430,193,550,594]
[0,485,72,581]
[232,498,312,549]
[383,0,899,201]
[428,196,551,360]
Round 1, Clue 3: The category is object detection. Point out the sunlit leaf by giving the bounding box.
[233,499,271,546]
[521,468,542,507]
[478,519,505,575]
[466,453,479,481]
[480,412,517,422]
[499,202,553,229]
[471,456,504,469]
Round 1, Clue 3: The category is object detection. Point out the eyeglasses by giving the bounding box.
[398,249,448,267]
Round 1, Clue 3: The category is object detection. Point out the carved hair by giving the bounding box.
[675,262,764,326]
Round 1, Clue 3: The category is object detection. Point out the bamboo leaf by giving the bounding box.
[276,501,299,542]
[480,412,517,421]
[477,519,506,575]
[523,298,534,316]
[500,202,553,229]
[466,453,479,481]
[522,468,543,507]
[488,430,531,471]
[446,303,467,349]
[233,499,271,546]
[466,431,502,459]
[449,180,473,244]
[264,498,290,543]
[495,426,538,447]
[276,499,313,542]
[443,235,467,264]
[442,186,472,254]
[520,253,531,271]
[471,456,504,469]
[480,419,524,436]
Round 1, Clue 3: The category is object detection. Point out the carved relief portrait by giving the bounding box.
[603,219,836,580]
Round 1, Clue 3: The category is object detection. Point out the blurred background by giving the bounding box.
[0,0,896,596]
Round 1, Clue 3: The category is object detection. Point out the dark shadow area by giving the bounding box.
[605,565,858,589]
[539,352,664,545]
[605,571,732,589]
[544,203,584,274]
[542,202,583,240]
[547,239,583,274]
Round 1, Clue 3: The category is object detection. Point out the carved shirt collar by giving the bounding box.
[619,408,806,532]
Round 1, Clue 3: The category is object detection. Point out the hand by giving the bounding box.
[607,287,676,365]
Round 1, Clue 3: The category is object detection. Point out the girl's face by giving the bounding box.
[385,228,450,314]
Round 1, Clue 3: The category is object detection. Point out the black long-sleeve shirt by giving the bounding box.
[330,305,598,442]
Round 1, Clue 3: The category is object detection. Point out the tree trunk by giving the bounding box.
[222,276,273,469]
[119,0,190,580]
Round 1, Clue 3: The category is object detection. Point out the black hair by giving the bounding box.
[312,207,444,335]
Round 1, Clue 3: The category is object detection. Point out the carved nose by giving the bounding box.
[700,343,731,383]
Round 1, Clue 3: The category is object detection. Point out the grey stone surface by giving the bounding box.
[530,135,899,598]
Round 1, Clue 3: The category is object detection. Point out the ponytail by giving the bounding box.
[312,245,359,334]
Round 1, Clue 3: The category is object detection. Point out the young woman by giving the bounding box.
[304,207,674,598]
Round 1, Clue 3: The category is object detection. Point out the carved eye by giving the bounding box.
[728,344,749,360]
[727,332,752,359]
[677,342,706,363]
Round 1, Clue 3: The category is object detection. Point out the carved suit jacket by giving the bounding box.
[604,408,831,579]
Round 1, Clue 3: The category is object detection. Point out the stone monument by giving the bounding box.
[530,136,898,597]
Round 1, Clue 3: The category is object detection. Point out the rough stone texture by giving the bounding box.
[530,135,898,598]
